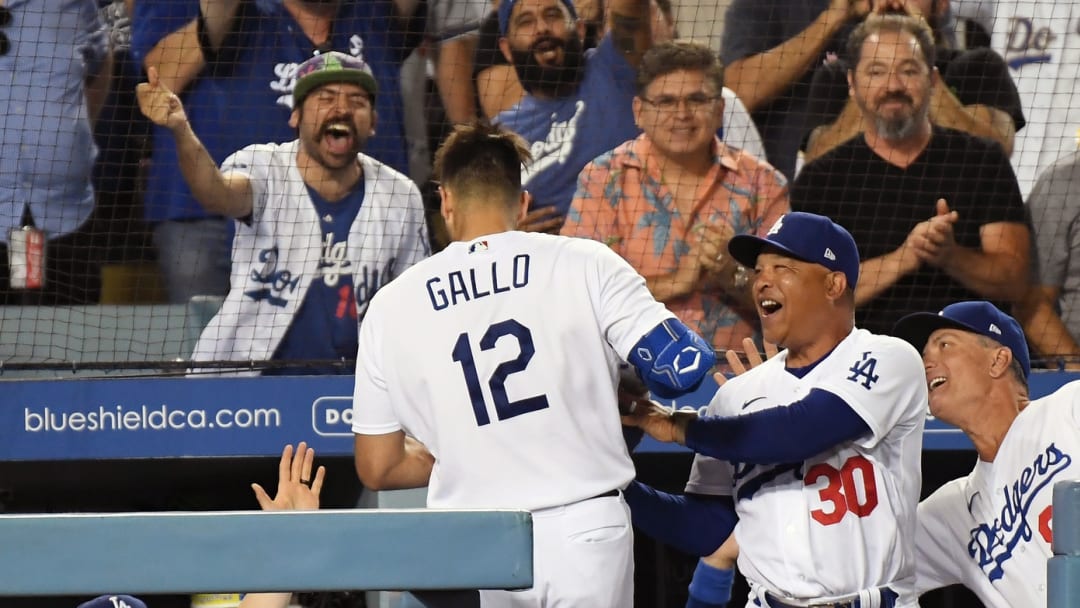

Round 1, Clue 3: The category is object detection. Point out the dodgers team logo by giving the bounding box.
[245,246,300,307]
[522,101,586,185]
[312,396,354,436]
[1004,16,1059,70]
[967,443,1072,581]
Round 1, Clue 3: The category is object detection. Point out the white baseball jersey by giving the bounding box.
[685,328,927,605]
[982,0,1080,197]
[915,380,1080,608]
[352,231,674,511]
[191,140,429,373]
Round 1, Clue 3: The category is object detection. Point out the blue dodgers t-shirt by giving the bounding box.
[131,0,417,223]
[266,182,365,375]
[496,36,641,217]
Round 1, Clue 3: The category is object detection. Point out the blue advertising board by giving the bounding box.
[2,371,1077,461]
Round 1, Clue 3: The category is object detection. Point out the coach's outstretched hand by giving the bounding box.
[716,337,778,385]
[136,66,189,132]
[251,442,326,512]
[621,401,696,445]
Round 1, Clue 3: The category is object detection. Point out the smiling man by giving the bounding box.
[136,52,429,375]
[624,211,928,608]
[494,0,653,232]
[791,14,1030,338]
[563,41,789,356]
[893,301,1080,607]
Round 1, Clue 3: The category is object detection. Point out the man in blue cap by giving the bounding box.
[894,301,1080,608]
[624,211,928,607]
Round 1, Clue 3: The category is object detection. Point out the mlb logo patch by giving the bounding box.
[469,240,490,254]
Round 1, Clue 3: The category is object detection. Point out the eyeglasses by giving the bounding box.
[0,6,10,57]
[640,92,720,113]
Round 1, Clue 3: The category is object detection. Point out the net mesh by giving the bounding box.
[1,0,1077,377]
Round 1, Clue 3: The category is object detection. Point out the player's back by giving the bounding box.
[361,231,671,510]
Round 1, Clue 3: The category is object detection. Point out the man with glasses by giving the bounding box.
[791,14,1030,337]
[0,0,113,304]
[564,40,789,357]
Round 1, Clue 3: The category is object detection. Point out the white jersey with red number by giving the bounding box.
[685,328,927,605]
[352,231,674,511]
[915,381,1080,608]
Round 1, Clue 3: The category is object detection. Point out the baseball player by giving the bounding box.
[894,301,1080,607]
[626,212,928,608]
[136,52,429,375]
[350,121,716,607]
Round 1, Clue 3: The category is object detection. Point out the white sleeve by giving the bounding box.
[914,483,968,594]
[220,145,269,220]
[352,300,404,435]
[588,243,678,358]
[721,87,767,161]
[818,339,928,448]
[396,182,431,272]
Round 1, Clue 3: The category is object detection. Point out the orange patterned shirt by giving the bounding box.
[563,134,790,353]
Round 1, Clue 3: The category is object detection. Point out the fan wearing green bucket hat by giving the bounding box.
[135,52,429,376]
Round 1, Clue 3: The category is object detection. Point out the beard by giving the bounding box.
[857,92,930,142]
[509,33,585,98]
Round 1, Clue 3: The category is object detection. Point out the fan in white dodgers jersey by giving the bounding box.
[350,121,716,607]
[624,211,928,608]
[136,52,429,376]
[894,301,1080,607]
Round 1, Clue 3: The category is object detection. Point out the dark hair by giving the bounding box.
[636,40,724,96]
[434,121,533,205]
[846,14,936,72]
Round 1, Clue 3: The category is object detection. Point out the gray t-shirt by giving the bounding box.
[1028,151,1080,339]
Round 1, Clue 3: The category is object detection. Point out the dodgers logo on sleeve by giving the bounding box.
[847,351,880,390]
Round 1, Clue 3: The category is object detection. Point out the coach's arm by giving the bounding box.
[354,433,435,490]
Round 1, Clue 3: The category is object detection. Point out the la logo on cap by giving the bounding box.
[989,323,1002,335]
[767,216,785,236]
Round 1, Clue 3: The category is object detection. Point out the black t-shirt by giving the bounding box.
[803,46,1027,148]
[791,126,1029,336]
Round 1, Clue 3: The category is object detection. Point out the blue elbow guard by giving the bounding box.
[628,319,716,398]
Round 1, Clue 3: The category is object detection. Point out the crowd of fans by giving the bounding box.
[4,0,1079,372]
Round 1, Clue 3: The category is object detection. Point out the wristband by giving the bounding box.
[687,559,734,606]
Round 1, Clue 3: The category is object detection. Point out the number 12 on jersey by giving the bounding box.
[452,319,550,426]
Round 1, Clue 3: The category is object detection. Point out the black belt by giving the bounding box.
[762,587,898,608]
[591,489,620,500]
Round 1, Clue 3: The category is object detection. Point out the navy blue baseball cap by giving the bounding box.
[728,212,860,289]
[78,596,148,608]
[499,0,578,36]
[893,301,1031,378]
